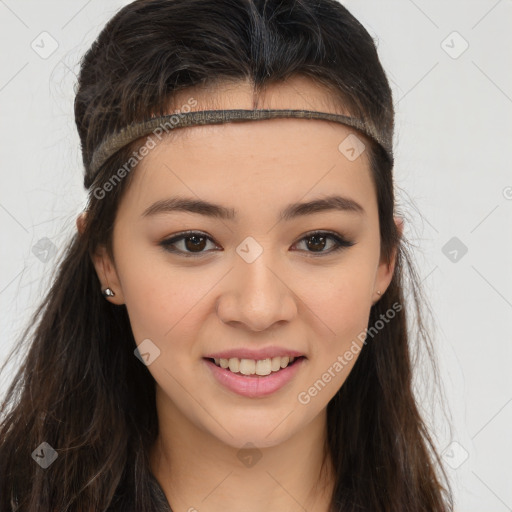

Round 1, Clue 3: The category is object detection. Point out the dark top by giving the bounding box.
[148,472,173,511]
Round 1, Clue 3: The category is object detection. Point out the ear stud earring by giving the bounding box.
[102,287,115,297]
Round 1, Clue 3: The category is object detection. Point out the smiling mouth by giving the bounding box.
[205,356,305,376]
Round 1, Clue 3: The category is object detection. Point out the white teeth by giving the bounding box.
[228,358,239,373]
[212,356,298,375]
[239,359,256,375]
[255,358,272,375]
[271,356,281,372]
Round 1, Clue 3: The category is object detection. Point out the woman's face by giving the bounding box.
[91,77,397,449]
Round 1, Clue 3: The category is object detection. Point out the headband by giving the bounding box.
[87,108,393,187]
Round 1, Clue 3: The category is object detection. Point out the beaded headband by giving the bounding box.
[86,108,393,187]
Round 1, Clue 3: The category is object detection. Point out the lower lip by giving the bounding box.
[203,357,306,398]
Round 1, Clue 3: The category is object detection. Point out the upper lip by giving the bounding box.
[203,346,305,360]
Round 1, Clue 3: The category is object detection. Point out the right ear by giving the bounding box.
[91,244,126,305]
[76,211,87,235]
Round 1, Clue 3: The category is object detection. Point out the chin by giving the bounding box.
[201,411,304,451]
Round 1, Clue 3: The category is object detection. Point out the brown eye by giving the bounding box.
[306,233,328,252]
[159,230,355,258]
[160,231,219,257]
[183,234,207,252]
[293,231,355,256]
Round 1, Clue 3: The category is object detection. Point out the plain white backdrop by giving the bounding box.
[0,1,511,510]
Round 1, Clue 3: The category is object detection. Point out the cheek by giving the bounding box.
[311,288,370,374]
[113,239,213,348]
[303,260,375,370]
[308,262,374,330]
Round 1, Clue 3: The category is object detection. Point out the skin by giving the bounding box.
[77,76,402,512]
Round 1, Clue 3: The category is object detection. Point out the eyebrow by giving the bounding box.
[141,194,365,220]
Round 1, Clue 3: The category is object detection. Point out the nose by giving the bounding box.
[215,251,297,332]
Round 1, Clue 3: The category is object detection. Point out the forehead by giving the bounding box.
[120,121,375,224]
[117,76,377,222]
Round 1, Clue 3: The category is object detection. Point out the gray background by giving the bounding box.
[1,1,511,510]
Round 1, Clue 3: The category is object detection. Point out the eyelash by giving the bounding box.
[159,230,355,258]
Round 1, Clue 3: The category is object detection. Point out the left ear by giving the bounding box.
[372,216,403,304]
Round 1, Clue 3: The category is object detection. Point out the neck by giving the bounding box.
[149,386,335,512]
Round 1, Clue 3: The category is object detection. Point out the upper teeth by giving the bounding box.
[213,356,297,376]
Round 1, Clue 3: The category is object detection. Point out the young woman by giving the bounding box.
[0,1,453,511]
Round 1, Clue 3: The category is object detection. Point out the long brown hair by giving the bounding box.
[0,1,453,510]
